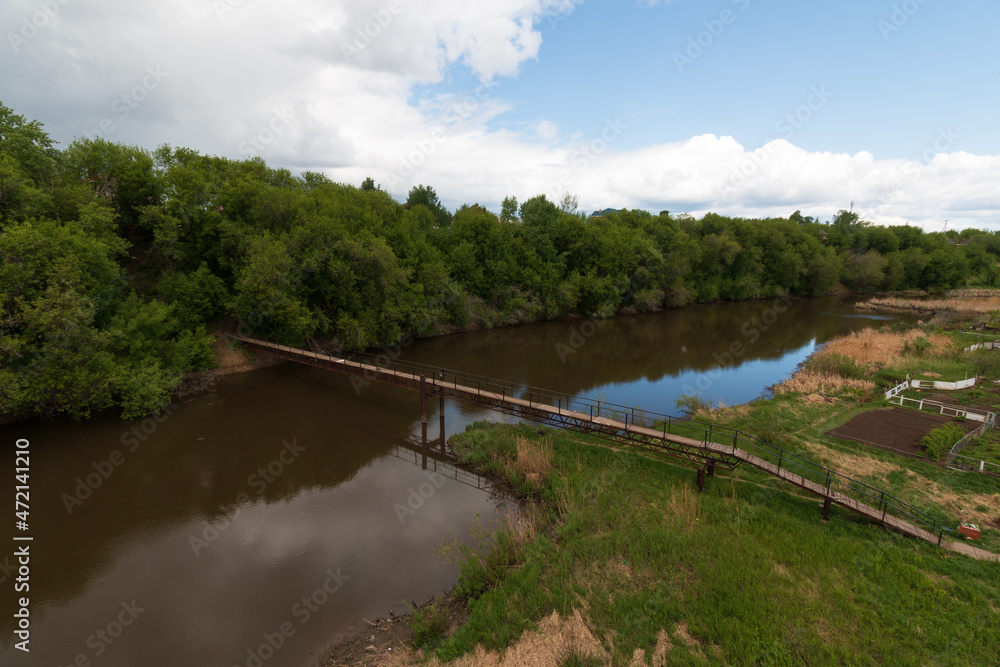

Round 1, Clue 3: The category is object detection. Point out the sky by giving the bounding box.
[2,0,998,230]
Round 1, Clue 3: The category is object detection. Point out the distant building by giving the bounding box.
[590,208,620,218]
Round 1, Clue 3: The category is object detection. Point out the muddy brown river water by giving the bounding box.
[0,297,910,666]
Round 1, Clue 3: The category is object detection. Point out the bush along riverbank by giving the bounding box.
[7,100,1000,423]
[335,322,1000,666]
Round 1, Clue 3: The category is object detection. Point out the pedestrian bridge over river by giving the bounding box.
[230,335,998,562]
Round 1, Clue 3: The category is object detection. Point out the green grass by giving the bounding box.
[894,355,975,381]
[434,422,1000,666]
[410,596,451,649]
[684,389,1000,553]
[961,430,1000,465]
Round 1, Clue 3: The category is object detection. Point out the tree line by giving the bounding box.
[1,103,996,420]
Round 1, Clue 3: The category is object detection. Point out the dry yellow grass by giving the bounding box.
[775,371,875,396]
[803,442,901,481]
[818,327,952,368]
[903,470,1000,527]
[776,327,952,397]
[858,295,1000,314]
[515,436,554,483]
[708,403,753,419]
[664,484,701,531]
[504,509,538,551]
[424,609,607,667]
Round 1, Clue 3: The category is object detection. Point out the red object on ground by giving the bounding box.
[959,523,981,540]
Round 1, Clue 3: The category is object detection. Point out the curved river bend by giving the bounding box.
[0,297,908,666]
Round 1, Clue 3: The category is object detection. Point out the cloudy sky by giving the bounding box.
[3,0,998,229]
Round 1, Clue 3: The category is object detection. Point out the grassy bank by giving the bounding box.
[407,422,1000,665]
[386,321,1000,665]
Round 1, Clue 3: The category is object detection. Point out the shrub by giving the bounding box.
[410,597,449,648]
[919,423,965,461]
[676,393,714,415]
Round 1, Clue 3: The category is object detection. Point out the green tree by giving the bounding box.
[500,195,518,223]
[406,184,451,227]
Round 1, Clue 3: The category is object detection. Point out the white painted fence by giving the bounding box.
[884,375,910,400]
[963,340,1000,352]
[887,395,994,423]
[909,377,977,390]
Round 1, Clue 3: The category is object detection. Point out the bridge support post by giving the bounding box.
[439,410,447,453]
[822,497,831,522]
[707,461,716,478]
[420,374,427,424]
[696,465,707,491]
[421,422,428,470]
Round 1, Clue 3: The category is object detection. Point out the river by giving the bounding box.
[0,296,909,666]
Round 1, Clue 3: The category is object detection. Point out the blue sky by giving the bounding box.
[454,0,999,158]
[2,0,998,228]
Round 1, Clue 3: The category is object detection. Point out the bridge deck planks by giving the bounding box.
[230,336,1000,561]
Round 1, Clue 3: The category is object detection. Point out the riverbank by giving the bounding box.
[320,321,1000,665]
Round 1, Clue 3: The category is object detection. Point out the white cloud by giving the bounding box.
[1,0,998,231]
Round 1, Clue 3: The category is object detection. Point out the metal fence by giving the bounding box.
[295,340,951,545]
[947,413,998,463]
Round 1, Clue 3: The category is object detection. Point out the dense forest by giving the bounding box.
[2,103,998,421]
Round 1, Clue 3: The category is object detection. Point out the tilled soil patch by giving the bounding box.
[827,407,976,458]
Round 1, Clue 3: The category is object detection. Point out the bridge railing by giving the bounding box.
[340,345,945,542]
[237,336,946,543]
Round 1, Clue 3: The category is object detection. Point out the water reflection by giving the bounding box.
[0,296,909,666]
[404,296,911,409]
[0,370,508,667]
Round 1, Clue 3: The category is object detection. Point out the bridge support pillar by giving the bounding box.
[439,412,447,453]
[696,460,716,492]
[420,374,427,424]
[421,422,428,470]
[822,497,831,522]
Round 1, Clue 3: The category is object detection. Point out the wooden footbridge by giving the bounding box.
[231,335,998,561]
